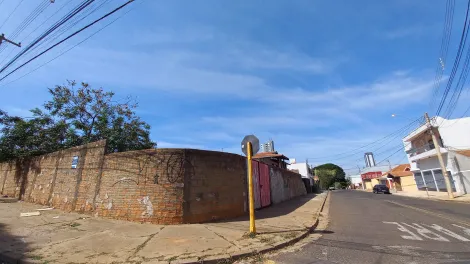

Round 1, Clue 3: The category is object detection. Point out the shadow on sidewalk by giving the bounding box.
[216,193,320,223]
[0,223,30,263]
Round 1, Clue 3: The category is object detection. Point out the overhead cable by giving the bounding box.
[0,0,136,82]
[435,0,470,116]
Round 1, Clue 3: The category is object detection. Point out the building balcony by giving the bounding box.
[406,143,447,162]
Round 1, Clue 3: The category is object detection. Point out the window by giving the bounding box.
[414,172,425,189]
[422,171,437,191]
[433,169,445,191]
[428,140,435,150]
[433,169,456,192]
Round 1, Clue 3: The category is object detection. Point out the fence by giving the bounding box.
[0,140,307,224]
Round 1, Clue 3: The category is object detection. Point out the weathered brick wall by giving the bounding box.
[183,149,247,223]
[26,153,59,205]
[0,162,15,196]
[2,142,305,225]
[95,149,185,224]
[269,167,306,204]
[0,140,107,212]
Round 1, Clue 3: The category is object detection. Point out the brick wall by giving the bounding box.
[0,140,305,225]
[95,149,185,224]
[269,167,306,204]
[183,149,247,223]
[0,141,107,211]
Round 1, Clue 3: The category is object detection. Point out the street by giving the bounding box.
[269,190,470,264]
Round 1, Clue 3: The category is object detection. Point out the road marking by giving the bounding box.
[385,200,470,227]
[426,224,470,242]
[453,224,470,236]
[383,221,470,242]
[383,222,423,240]
[402,223,449,242]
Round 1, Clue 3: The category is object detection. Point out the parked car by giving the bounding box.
[328,186,335,190]
[373,184,390,194]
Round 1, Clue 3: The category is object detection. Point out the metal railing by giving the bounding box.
[406,142,444,157]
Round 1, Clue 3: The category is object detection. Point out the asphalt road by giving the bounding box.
[270,190,470,264]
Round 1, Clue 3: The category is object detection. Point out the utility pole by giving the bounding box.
[0,34,21,48]
[424,113,454,199]
[246,142,256,234]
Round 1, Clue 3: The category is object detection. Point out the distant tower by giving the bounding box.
[364,152,376,167]
[261,139,275,152]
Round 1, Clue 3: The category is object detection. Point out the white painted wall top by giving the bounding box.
[403,116,470,150]
[349,175,362,184]
[287,162,312,179]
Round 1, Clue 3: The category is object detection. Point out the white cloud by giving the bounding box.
[2,107,33,117]
[157,141,206,149]
[382,24,438,40]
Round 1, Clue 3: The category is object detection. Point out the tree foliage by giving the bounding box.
[0,81,156,162]
[312,163,346,189]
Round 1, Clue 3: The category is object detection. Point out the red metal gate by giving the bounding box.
[251,160,261,209]
[258,162,271,207]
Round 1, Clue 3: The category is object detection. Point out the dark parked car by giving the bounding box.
[373,184,390,194]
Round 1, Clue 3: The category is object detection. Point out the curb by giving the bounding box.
[190,191,330,264]
[0,197,18,203]
[394,194,470,204]
[0,192,330,264]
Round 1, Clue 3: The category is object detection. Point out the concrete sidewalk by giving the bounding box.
[0,192,327,264]
[392,190,470,203]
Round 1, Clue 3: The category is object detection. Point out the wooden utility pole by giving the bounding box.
[424,113,454,199]
[0,34,21,48]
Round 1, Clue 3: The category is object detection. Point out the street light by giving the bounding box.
[391,114,416,122]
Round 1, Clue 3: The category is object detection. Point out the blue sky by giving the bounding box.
[1,0,469,174]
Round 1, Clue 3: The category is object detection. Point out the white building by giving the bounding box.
[403,116,470,195]
[349,174,363,187]
[287,159,315,191]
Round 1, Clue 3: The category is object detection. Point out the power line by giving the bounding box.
[22,0,111,61]
[0,0,136,82]
[0,0,51,54]
[442,28,470,118]
[0,0,25,30]
[0,0,74,66]
[0,0,141,87]
[375,144,409,166]
[435,0,470,116]
[306,117,422,161]
[430,0,455,111]
[0,0,95,75]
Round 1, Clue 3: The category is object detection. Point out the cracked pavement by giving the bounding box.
[0,192,326,263]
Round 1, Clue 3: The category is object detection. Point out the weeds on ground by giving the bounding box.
[242,232,257,239]
[258,236,275,244]
[281,232,298,240]
[69,222,81,228]
[30,255,43,260]
[167,256,177,262]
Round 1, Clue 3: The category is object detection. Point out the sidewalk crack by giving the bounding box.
[203,225,241,249]
[127,226,165,262]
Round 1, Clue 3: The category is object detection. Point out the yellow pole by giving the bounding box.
[247,142,256,234]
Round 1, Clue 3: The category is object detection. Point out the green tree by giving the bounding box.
[313,163,346,189]
[0,81,156,162]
